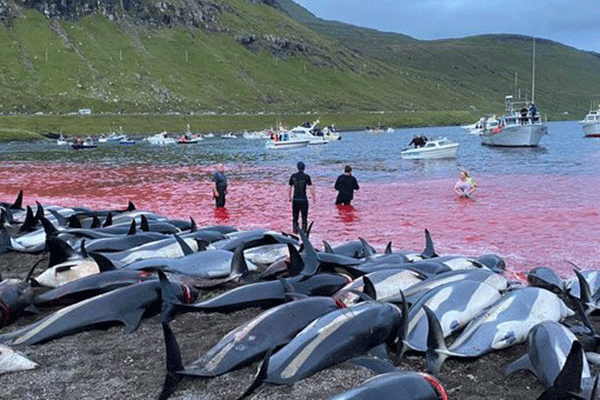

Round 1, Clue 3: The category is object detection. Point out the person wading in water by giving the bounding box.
[288,161,315,234]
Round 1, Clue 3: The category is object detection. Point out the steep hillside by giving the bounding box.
[277,0,600,118]
[0,0,598,118]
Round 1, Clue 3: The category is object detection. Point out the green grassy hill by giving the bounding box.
[0,0,599,122]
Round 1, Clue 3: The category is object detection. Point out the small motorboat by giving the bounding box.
[401,137,459,160]
[145,132,177,145]
[71,138,97,150]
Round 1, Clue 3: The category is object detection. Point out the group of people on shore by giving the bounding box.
[211,160,476,233]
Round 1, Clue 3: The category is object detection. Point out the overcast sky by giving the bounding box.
[293,0,600,54]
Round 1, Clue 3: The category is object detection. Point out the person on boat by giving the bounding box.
[75,137,83,145]
[288,161,315,234]
[454,170,477,199]
[212,164,228,208]
[528,102,537,123]
[420,133,428,145]
[408,134,423,148]
[334,165,360,206]
[520,106,529,125]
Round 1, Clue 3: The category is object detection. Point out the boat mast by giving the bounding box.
[531,37,536,103]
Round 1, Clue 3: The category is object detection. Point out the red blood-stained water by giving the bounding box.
[1,161,599,278]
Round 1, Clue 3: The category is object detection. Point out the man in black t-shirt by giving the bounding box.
[334,165,359,205]
[288,161,316,234]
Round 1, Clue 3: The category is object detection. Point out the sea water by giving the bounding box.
[1,120,598,278]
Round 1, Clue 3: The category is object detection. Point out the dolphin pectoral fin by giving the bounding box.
[120,310,145,334]
[158,371,183,400]
[505,354,535,377]
[536,342,586,400]
[395,290,409,361]
[346,355,397,374]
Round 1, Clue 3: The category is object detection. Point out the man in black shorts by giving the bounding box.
[288,161,316,233]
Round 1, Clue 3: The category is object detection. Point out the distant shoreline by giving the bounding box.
[0,111,576,142]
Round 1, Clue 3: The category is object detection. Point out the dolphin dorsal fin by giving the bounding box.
[174,234,194,256]
[46,235,74,268]
[140,215,149,232]
[127,219,136,236]
[286,244,305,277]
[90,215,101,229]
[421,229,437,258]
[9,190,23,210]
[385,242,393,255]
[40,216,60,237]
[322,240,334,253]
[299,228,319,277]
[126,201,136,212]
[103,212,113,227]
[19,206,37,233]
[231,244,249,276]
[359,237,374,261]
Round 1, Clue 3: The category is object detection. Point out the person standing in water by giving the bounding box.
[212,164,228,207]
[454,170,477,199]
[288,161,315,234]
[334,165,359,205]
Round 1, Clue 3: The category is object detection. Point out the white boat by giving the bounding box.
[243,130,270,140]
[461,115,499,135]
[265,126,310,149]
[56,135,69,146]
[145,131,177,145]
[580,101,600,137]
[401,137,459,160]
[480,96,547,147]
[221,133,237,139]
[288,119,338,145]
[98,132,126,143]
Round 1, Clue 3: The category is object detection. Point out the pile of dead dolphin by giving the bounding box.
[1,190,600,400]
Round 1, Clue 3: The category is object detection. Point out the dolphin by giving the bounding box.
[527,266,565,294]
[157,281,340,399]
[425,287,575,374]
[399,280,502,355]
[330,371,448,400]
[0,344,37,375]
[0,276,36,328]
[505,320,591,389]
[169,273,351,314]
[332,268,425,307]
[391,268,509,304]
[238,300,403,399]
[0,279,198,346]
[209,229,299,252]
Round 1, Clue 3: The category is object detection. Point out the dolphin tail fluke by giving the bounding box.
[424,305,450,375]
[237,348,273,400]
[9,190,23,210]
[536,341,585,400]
[421,229,437,259]
[286,243,305,277]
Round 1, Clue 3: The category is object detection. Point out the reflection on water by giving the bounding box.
[1,121,599,277]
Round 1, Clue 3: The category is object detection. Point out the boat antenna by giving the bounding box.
[531,37,536,103]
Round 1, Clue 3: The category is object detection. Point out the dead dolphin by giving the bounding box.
[330,371,448,400]
[425,287,575,374]
[505,320,591,388]
[0,279,198,345]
